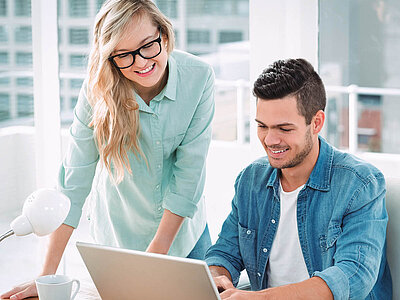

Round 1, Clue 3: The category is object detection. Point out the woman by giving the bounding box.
[2,0,214,299]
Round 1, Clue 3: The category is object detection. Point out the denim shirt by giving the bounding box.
[206,137,392,299]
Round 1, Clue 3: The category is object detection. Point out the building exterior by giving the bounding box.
[0,0,249,130]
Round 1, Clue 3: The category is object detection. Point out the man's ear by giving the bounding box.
[312,110,325,134]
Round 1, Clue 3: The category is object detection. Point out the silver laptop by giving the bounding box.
[76,241,221,300]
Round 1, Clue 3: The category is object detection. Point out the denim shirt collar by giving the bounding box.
[266,136,333,192]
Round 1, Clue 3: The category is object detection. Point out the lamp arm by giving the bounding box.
[0,229,15,242]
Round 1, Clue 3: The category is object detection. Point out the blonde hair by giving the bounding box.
[87,0,175,184]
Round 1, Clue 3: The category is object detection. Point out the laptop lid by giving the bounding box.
[76,241,221,300]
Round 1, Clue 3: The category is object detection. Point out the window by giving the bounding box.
[58,28,62,44]
[0,93,10,121]
[97,0,105,12]
[15,26,32,43]
[320,0,400,154]
[16,52,33,66]
[187,0,247,16]
[69,54,87,68]
[69,28,89,45]
[219,31,243,43]
[70,96,78,109]
[0,0,6,16]
[155,0,178,18]
[158,0,250,143]
[0,77,10,85]
[16,77,33,87]
[69,0,88,17]
[14,0,31,17]
[187,0,219,15]
[17,93,34,117]
[187,30,210,44]
[174,29,179,46]
[60,95,64,111]
[0,52,9,65]
[0,25,8,42]
[70,78,83,89]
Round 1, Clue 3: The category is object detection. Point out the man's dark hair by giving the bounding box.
[253,58,326,125]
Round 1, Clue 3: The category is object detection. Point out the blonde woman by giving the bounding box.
[1,0,214,299]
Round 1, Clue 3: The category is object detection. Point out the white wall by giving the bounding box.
[0,127,36,214]
[248,0,318,152]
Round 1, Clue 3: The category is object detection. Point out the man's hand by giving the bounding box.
[218,277,333,300]
[220,288,265,299]
[213,275,235,293]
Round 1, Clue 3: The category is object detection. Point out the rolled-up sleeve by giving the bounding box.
[59,82,99,228]
[313,174,387,299]
[163,68,215,218]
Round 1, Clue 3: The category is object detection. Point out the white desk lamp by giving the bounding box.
[0,189,71,242]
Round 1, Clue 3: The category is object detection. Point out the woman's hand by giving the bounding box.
[1,280,37,300]
[1,224,75,300]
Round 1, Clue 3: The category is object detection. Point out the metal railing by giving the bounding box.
[2,71,400,153]
[325,85,400,153]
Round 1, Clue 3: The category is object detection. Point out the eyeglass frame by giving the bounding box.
[108,28,162,70]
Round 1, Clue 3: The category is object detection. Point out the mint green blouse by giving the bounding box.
[59,50,215,257]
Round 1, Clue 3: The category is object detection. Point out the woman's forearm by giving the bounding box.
[146,209,184,254]
[40,223,74,275]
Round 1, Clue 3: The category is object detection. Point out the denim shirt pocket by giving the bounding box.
[319,223,342,253]
[238,223,258,274]
[162,132,185,158]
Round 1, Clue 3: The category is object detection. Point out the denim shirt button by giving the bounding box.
[246,230,252,235]
[257,272,261,277]
[263,248,268,253]
[271,219,276,224]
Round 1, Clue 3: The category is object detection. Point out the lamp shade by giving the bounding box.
[10,189,71,237]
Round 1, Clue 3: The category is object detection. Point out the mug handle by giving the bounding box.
[70,279,80,300]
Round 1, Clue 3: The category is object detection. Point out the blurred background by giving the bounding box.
[1,0,400,292]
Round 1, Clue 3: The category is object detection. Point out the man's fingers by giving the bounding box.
[215,276,235,295]
[220,288,236,299]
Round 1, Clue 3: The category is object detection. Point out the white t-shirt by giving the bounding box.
[266,182,309,288]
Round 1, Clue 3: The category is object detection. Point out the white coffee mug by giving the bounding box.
[35,275,80,300]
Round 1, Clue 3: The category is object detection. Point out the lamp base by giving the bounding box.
[0,229,14,242]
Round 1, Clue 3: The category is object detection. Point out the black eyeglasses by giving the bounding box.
[109,30,162,69]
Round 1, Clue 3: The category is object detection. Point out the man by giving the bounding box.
[205,59,392,299]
